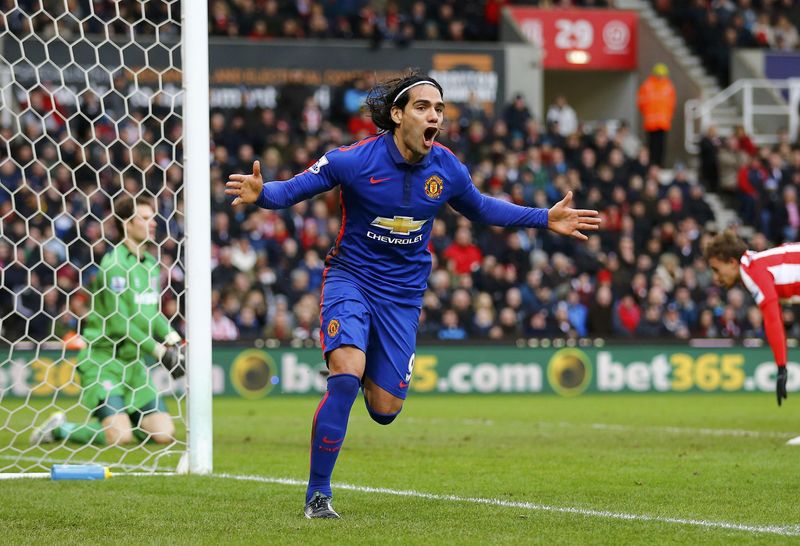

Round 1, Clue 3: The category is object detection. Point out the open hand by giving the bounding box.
[225,160,264,206]
[547,191,601,241]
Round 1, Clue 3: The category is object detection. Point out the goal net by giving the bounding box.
[0,1,192,475]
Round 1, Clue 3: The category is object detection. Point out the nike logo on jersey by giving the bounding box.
[369,176,390,184]
[321,436,343,444]
[399,381,408,389]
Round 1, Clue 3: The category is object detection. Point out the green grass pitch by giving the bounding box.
[2,393,800,544]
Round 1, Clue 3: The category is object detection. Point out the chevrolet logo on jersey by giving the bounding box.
[370,216,427,235]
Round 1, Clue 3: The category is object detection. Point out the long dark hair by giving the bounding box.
[365,69,443,132]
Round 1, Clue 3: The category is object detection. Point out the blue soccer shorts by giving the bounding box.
[320,275,420,399]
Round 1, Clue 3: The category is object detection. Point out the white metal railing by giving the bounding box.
[685,78,800,154]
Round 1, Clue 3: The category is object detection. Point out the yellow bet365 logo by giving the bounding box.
[370,216,427,235]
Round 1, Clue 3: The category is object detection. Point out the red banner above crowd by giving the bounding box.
[507,7,638,71]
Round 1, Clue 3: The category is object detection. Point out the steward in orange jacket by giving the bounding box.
[637,63,676,166]
[638,68,676,131]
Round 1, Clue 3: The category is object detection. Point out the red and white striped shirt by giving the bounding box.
[739,243,800,365]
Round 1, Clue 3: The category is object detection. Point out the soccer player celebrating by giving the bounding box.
[30,195,184,446]
[226,72,601,518]
[705,230,798,407]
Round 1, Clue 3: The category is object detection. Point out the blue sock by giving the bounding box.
[306,373,360,503]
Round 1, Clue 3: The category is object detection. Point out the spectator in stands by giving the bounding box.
[774,14,800,50]
[742,306,764,338]
[734,125,758,157]
[699,126,722,191]
[236,306,263,339]
[438,309,467,340]
[231,238,257,272]
[503,94,532,140]
[686,184,715,227]
[637,304,666,337]
[587,284,614,337]
[737,153,767,226]
[565,290,588,337]
[546,95,579,138]
[212,247,238,289]
[776,185,800,243]
[717,136,746,197]
[212,306,238,340]
[695,308,720,337]
[444,227,483,275]
[663,302,689,338]
[613,293,641,336]
[613,120,641,159]
[637,63,676,167]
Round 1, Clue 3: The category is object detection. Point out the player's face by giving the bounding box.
[393,84,444,161]
[708,256,740,288]
[127,204,156,245]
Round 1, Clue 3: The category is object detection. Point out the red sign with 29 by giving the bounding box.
[507,7,638,71]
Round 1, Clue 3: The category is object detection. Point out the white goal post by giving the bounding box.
[0,0,211,477]
[183,0,213,475]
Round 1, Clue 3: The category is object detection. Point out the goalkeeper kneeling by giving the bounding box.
[31,195,184,446]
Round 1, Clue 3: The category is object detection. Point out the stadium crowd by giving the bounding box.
[652,0,800,85]
[1,0,611,45]
[4,70,800,347]
[207,0,609,44]
[3,0,796,91]
[1,0,800,347]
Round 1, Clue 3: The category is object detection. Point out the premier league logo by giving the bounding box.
[308,155,329,175]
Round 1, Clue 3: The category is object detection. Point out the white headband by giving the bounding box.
[392,80,436,104]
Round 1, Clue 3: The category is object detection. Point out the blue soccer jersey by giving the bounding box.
[256,132,548,305]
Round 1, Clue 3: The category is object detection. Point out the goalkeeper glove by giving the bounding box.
[777,365,788,407]
[155,343,186,379]
[164,330,182,346]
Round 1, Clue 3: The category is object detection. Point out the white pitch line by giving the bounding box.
[214,473,800,537]
[402,417,799,440]
[581,422,797,439]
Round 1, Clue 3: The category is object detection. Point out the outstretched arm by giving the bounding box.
[226,159,338,209]
[449,179,600,240]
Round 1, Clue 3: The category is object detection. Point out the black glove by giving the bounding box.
[160,344,186,379]
[776,365,787,407]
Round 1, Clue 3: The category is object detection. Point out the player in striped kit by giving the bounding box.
[705,230,800,407]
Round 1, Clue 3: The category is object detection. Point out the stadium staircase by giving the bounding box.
[618,0,799,155]
[614,0,740,149]
[615,0,723,100]
[616,0,797,236]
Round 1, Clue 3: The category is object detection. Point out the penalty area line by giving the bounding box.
[214,473,800,537]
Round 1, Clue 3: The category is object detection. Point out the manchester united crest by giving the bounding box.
[327,319,340,337]
[424,175,443,199]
